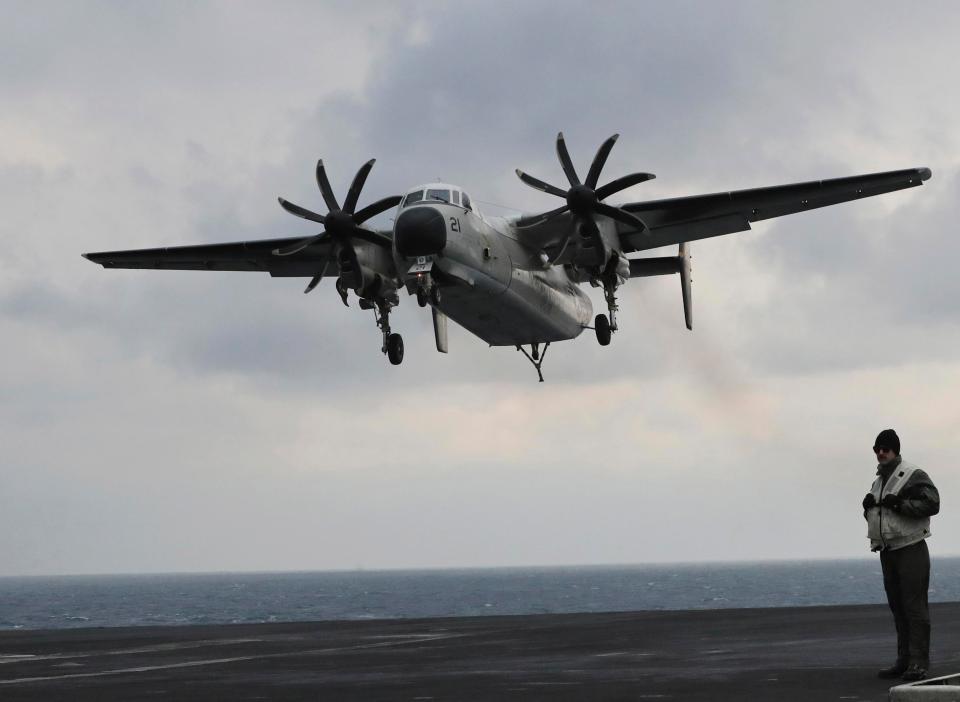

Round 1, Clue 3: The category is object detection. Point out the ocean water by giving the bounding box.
[1,558,958,631]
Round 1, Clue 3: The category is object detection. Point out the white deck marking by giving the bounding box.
[0,638,264,664]
[0,633,462,685]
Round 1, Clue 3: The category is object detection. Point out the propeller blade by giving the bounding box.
[593,202,648,232]
[273,232,327,257]
[594,172,656,201]
[343,159,375,215]
[515,204,570,228]
[278,197,326,225]
[555,132,581,187]
[585,134,619,189]
[351,227,392,247]
[515,169,568,198]
[353,195,402,224]
[315,159,340,212]
[304,275,322,294]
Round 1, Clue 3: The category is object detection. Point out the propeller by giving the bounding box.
[515,133,655,231]
[273,159,401,259]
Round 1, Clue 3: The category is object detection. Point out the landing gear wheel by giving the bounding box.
[595,314,611,346]
[430,286,441,305]
[387,333,404,365]
[416,288,428,307]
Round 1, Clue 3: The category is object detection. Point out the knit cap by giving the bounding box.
[874,429,900,455]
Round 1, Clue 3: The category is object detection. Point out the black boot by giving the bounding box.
[901,664,928,682]
[878,662,907,679]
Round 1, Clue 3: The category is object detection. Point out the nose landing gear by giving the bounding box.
[415,276,441,308]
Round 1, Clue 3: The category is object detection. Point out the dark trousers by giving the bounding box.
[880,539,931,668]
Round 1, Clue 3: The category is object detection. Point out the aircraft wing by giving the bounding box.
[84,236,341,278]
[617,167,931,253]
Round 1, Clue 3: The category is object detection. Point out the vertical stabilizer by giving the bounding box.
[432,306,449,353]
[679,242,692,330]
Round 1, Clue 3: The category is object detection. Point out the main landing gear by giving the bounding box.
[378,300,404,365]
[516,342,550,382]
[593,256,622,347]
[386,332,403,365]
[361,296,404,365]
[594,313,612,346]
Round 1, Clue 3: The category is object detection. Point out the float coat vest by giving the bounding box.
[866,460,931,551]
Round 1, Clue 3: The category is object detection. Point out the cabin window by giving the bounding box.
[403,190,424,207]
[461,192,472,211]
[451,190,461,206]
[426,188,450,203]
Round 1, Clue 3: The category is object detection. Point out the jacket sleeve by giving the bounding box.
[898,469,940,518]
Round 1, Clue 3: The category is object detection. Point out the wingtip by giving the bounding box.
[918,167,932,181]
[81,252,107,266]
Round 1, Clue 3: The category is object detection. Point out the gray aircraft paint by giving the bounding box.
[83,143,931,378]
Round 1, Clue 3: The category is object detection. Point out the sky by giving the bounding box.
[1,1,959,576]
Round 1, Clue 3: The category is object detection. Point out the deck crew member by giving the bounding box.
[862,428,940,682]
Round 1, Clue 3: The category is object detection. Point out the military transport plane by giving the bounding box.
[84,133,931,381]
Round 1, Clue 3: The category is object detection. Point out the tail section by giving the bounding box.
[628,243,692,330]
[679,242,692,330]
[432,306,449,353]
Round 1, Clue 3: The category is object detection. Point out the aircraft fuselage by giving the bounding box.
[392,191,592,347]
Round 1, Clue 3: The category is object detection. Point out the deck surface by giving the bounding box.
[2,602,959,700]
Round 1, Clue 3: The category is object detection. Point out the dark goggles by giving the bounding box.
[873,446,892,454]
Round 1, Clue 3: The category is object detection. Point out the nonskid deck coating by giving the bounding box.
[1,602,959,700]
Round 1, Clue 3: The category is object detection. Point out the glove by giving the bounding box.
[881,493,902,510]
[862,493,877,509]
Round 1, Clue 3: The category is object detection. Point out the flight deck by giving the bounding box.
[2,602,959,701]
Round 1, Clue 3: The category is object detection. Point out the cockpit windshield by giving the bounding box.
[402,186,472,210]
[403,190,424,207]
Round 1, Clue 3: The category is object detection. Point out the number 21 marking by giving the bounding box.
[449,217,461,233]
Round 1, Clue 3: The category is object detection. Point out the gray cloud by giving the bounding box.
[2,1,959,575]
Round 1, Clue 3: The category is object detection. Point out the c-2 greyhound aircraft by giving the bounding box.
[84,133,931,380]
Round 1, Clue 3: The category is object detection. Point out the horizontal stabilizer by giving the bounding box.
[629,244,692,330]
[629,257,682,277]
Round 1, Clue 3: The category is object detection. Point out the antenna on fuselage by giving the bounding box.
[475,200,523,215]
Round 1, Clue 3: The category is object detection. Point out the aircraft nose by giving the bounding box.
[394,207,447,257]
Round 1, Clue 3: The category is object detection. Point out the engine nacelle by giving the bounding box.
[338,242,395,299]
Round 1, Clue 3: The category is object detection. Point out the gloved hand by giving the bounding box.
[881,493,902,510]
[862,493,877,509]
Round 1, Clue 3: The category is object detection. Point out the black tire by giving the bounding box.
[416,289,428,307]
[595,314,611,346]
[387,333,404,365]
